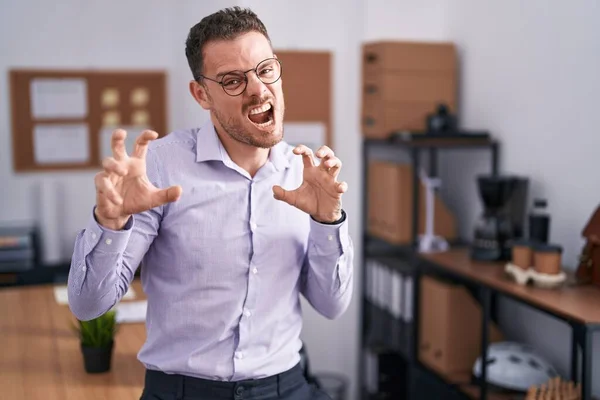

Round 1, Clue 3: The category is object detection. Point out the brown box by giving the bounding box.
[363,73,456,104]
[362,41,457,75]
[361,41,457,138]
[363,103,443,137]
[419,275,504,376]
[367,160,457,245]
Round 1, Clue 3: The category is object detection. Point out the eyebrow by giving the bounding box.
[215,68,245,79]
[214,58,275,79]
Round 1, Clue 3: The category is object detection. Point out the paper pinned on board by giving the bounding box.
[283,122,326,153]
[53,285,137,305]
[115,300,147,324]
[33,124,89,164]
[30,78,88,119]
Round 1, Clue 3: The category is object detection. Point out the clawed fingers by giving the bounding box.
[111,129,129,161]
[293,145,316,168]
[102,157,128,177]
[337,181,348,193]
[315,145,334,160]
[322,156,342,177]
[133,130,159,159]
[94,172,123,205]
[314,145,342,178]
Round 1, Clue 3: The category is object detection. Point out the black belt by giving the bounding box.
[143,362,304,399]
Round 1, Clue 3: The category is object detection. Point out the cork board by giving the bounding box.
[275,50,332,151]
[10,69,167,172]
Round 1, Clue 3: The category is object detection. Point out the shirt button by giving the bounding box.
[327,235,334,241]
[250,222,257,230]
[82,266,87,272]
[105,238,112,245]
[252,268,258,274]
[91,233,97,240]
[243,308,252,317]
[235,351,243,359]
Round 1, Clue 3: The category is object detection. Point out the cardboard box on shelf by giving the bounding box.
[367,160,457,245]
[362,41,457,75]
[419,275,504,376]
[361,41,457,138]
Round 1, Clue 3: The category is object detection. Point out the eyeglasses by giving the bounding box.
[197,57,283,97]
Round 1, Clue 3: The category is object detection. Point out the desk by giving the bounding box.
[0,280,146,399]
[420,249,600,400]
[421,249,600,324]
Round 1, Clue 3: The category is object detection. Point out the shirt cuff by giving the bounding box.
[84,207,133,254]
[309,210,351,255]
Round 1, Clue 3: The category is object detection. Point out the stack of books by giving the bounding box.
[0,226,38,272]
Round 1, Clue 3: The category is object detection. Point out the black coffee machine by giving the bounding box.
[470,175,529,261]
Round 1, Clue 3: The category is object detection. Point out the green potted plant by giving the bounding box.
[74,310,118,373]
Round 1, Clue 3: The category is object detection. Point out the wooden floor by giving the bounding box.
[0,280,147,399]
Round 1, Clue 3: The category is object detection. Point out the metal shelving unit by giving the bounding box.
[360,132,599,400]
[359,132,499,400]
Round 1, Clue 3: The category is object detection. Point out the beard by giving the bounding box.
[212,94,285,149]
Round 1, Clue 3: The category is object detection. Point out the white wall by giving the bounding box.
[439,0,600,395]
[366,0,600,396]
[364,0,449,42]
[1,0,363,398]
[0,0,229,252]
[0,0,175,257]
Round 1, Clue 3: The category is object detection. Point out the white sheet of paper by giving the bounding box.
[34,124,89,164]
[99,126,149,160]
[54,285,136,305]
[365,260,372,302]
[283,122,326,153]
[371,262,379,307]
[115,300,147,324]
[30,78,88,119]
[391,271,403,319]
[403,276,414,322]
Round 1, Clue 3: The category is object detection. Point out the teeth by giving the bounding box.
[249,103,272,115]
[256,118,274,127]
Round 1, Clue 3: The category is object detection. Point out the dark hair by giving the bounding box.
[185,7,271,80]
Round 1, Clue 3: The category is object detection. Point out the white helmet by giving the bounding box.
[473,342,558,391]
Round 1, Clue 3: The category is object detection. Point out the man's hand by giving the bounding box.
[94,129,182,230]
[273,145,347,223]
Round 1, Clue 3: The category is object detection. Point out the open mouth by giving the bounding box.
[247,102,274,128]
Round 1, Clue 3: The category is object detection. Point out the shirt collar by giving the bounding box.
[195,121,223,163]
[195,120,290,171]
[268,140,291,172]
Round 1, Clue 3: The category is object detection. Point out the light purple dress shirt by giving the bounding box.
[67,121,354,381]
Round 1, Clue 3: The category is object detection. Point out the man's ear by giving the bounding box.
[189,80,211,110]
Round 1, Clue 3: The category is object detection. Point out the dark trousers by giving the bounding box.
[140,363,332,400]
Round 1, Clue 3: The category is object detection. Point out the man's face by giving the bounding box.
[199,32,285,149]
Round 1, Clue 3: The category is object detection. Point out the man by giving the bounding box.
[67,6,354,400]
